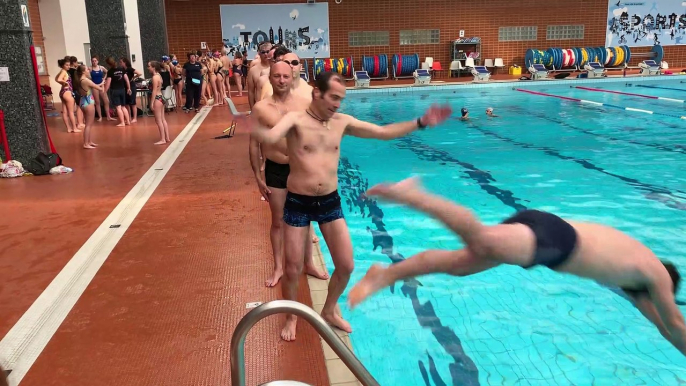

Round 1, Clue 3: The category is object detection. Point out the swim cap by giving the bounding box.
[172,60,178,65]
[486,107,493,112]
[161,55,170,61]
[461,108,468,116]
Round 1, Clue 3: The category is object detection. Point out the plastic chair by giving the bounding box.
[425,57,434,68]
[449,61,460,77]
[421,62,430,70]
[465,57,475,68]
[494,58,504,74]
[484,59,494,68]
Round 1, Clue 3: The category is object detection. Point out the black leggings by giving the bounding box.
[185,81,202,110]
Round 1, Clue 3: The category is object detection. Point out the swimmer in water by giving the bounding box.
[459,107,469,120]
[349,177,686,356]
[486,107,498,117]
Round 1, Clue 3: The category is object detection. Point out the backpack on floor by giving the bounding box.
[25,152,62,176]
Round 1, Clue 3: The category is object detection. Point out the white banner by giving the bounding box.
[220,3,330,59]
[606,0,686,46]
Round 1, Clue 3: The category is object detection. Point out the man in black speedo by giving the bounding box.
[348,177,686,356]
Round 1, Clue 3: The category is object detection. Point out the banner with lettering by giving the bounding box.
[220,3,330,59]
[606,0,686,46]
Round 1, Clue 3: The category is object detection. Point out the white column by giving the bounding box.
[123,0,144,74]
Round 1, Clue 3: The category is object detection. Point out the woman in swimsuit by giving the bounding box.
[56,57,79,133]
[206,51,220,106]
[214,51,227,104]
[170,55,183,108]
[200,57,211,105]
[90,56,114,122]
[148,61,170,145]
[73,64,102,149]
[232,51,244,97]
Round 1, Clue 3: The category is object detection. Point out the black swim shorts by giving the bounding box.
[264,159,289,189]
[501,209,578,269]
[283,190,344,227]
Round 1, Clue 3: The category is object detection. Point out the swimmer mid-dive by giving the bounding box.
[348,177,686,355]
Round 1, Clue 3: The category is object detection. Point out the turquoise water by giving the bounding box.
[317,78,686,385]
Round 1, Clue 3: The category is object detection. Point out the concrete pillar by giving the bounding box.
[0,0,51,164]
[84,0,129,65]
[137,0,169,77]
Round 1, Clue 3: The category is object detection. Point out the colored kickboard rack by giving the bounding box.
[361,54,389,80]
[313,57,355,81]
[391,53,420,80]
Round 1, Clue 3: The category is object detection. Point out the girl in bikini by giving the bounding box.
[148,61,170,145]
[56,57,80,133]
[73,64,102,149]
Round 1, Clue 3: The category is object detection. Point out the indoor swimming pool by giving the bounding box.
[318,77,686,385]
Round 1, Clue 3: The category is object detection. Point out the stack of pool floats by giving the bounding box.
[362,54,389,78]
[524,45,663,70]
[313,57,354,79]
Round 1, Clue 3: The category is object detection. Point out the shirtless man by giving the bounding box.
[255,46,289,104]
[220,48,233,97]
[249,72,452,341]
[247,41,273,109]
[249,61,329,287]
[348,177,686,355]
[260,52,312,101]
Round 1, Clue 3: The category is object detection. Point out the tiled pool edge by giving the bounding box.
[346,74,686,94]
[308,241,362,386]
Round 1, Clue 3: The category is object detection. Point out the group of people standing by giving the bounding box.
[179,49,247,112]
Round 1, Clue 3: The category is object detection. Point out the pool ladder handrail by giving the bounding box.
[230,300,380,386]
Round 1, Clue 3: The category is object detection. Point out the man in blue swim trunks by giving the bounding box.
[348,177,686,356]
[250,72,452,341]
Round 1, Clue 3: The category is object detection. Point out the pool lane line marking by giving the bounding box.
[0,107,213,385]
[574,86,686,103]
[515,88,686,120]
[632,84,686,93]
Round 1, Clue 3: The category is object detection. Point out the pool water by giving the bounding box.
[316,78,686,385]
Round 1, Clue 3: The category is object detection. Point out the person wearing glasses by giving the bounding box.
[247,41,273,108]
[259,52,312,101]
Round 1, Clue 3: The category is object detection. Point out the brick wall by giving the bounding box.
[27,0,50,85]
[165,0,686,71]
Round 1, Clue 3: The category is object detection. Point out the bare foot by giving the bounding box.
[165,137,171,142]
[116,123,125,127]
[281,317,297,341]
[83,144,96,149]
[97,117,102,122]
[73,129,82,133]
[77,124,85,129]
[131,119,137,123]
[154,140,166,145]
[366,177,420,202]
[348,264,387,309]
[322,311,352,333]
[305,263,329,280]
[265,268,283,287]
[107,117,117,121]
[89,142,98,147]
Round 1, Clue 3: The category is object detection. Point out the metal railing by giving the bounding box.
[230,300,380,386]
